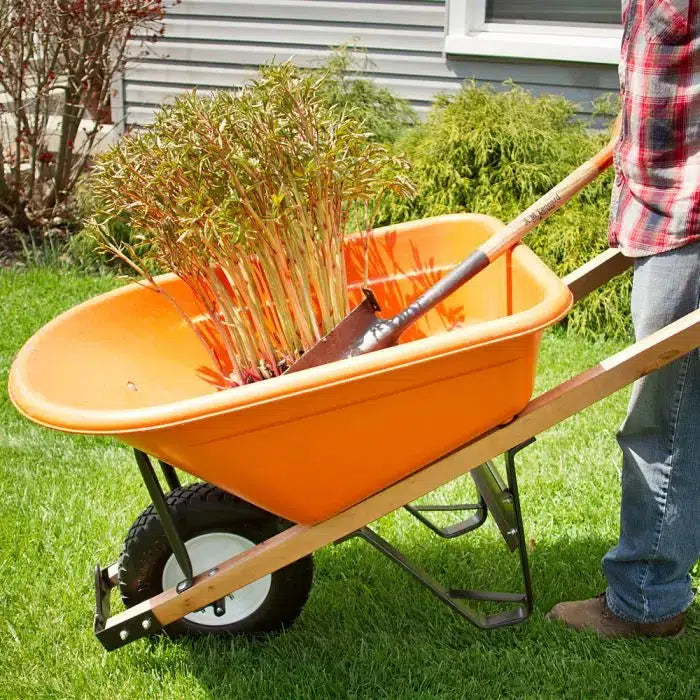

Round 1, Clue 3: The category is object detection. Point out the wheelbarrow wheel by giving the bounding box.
[118,481,313,638]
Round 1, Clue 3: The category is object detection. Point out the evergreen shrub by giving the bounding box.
[377,82,630,339]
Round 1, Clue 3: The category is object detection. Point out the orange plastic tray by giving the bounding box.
[9,214,572,523]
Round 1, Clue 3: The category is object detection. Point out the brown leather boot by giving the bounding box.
[546,593,685,638]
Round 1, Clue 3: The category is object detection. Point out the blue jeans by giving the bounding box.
[603,240,700,623]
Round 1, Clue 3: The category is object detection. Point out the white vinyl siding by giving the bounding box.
[120,0,619,128]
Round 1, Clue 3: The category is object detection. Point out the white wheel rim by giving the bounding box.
[161,532,272,626]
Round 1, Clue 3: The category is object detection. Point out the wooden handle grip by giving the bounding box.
[480,121,618,262]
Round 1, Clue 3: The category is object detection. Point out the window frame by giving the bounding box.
[445,0,622,64]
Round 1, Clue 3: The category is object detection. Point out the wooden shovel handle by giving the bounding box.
[389,118,621,337]
[481,118,620,261]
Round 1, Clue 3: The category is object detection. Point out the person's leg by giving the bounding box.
[548,241,700,636]
[602,241,700,622]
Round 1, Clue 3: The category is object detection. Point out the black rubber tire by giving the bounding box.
[118,481,313,638]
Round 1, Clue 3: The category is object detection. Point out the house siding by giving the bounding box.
[122,0,619,126]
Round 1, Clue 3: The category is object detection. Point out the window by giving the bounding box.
[445,0,622,64]
[486,0,621,26]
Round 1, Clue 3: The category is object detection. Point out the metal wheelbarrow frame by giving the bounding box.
[93,248,700,650]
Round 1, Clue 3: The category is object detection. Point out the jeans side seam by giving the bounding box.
[639,350,691,621]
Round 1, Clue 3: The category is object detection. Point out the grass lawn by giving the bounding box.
[1,266,698,699]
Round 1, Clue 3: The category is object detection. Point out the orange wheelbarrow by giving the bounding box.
[9,214,700,650]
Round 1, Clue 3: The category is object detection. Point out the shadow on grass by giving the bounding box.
[131,528,699,698]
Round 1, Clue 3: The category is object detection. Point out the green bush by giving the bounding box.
[377,82,630,339]
[68,185,135,272]
[312,47,417,143]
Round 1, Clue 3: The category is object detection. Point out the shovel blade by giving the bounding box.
[285,291,380,375]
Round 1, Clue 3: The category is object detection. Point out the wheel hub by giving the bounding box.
[161,532,272,626]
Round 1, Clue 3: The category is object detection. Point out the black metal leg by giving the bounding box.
[356,439,536,630]
[404,497,487,538]
[94,564,111,632]
[159,460,181,492]
[356,526,529,629]
[403,458,522,547]
[470,461,519,551]
[134,450,194,591]
[504,438,535,617]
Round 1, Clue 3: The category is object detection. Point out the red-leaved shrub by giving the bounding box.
[0,0,171,232]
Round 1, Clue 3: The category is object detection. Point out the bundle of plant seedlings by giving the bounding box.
[86,62,413,387]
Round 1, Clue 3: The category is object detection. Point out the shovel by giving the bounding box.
[286,127,618,374]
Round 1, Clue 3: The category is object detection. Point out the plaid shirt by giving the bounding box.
[609,0,700,256]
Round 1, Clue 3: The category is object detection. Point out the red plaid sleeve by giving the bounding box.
[609,0,700,256]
